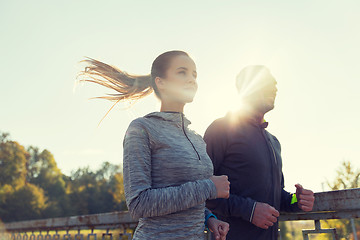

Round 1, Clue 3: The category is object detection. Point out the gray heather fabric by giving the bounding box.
[123,112,217,240]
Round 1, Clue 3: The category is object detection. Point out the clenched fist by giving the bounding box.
[207,217,230,240]
[210,175,230,199]
[295,184,315,212]
[251,202,280,229]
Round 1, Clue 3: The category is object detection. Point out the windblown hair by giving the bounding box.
[79,58,153,102]
[79,50,189,102]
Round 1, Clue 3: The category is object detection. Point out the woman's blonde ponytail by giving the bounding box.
[79,57,153,102]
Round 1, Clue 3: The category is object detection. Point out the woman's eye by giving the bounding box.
[178,71,186,75]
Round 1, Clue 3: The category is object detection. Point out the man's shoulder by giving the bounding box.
[265,130,279,141]
[206,112,253,132]
[206,116,230,134]
[264,130,281,150]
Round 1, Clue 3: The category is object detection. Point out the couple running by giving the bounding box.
[80,50,315,240]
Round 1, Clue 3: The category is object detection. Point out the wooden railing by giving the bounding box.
[279,188,360,239]
[1,188,359,240]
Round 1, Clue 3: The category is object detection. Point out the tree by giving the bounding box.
[0,133,28,189]
[67,162,126,215]
[0,131,127,222]
[0,133,50,222]
[0,132,31,222]
[109,172,127,211]
[327,161,359,190]
[27,147,66,198]
[1,183,47,222]
[26,147,69,217]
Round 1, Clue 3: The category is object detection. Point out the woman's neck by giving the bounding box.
[160,101,185,113]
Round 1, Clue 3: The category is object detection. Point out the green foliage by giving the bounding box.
[0,132,127,223]
[0,134,28,189]
[1,183,47,222]
[26,146,68,218]
[67,162,126,215]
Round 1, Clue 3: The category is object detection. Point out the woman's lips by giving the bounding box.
[184,86,197,91]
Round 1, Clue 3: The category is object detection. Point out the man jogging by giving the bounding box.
[205,65,315,240]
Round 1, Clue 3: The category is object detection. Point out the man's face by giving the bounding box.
[260,77,278,113]
[243,75,278,114]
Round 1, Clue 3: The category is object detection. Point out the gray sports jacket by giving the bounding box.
[123,111,218,240]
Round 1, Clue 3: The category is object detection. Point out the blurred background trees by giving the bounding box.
[0,132,126,223]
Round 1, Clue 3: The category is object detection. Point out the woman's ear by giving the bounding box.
[155,77,166,90]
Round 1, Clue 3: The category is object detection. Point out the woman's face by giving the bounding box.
[156,55,198,104]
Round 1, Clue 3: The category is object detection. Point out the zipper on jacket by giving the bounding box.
[268,139,278,165]
[261,128,278,208]
[181,113,201,160]
[262,130,278,165]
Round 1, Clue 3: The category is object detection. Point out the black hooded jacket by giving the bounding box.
[204,112,300,240]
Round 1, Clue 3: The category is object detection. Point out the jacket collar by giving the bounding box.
[226,111,269,129]
[144,111,191,127]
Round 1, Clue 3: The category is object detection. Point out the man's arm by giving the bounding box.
[206,195,257,222]
[280,174,301,212]
[203,119,227,174]
[280,188,301,212]
[280,175,315,212]
[204,120,256,222]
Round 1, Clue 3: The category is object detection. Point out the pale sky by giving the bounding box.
[1,0,359,193]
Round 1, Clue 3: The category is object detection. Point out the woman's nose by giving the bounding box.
[188,76,196,83]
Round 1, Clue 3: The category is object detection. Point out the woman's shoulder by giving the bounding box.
[126,117,153,134]
[129,116,147,126]
[126,114,161,135]
[123,118,152,145]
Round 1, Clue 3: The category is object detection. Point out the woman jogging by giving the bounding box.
[80,50,230,240]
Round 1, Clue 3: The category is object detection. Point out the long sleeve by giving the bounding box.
[206,195,257,222]
[204,120,257,222]
[123,120,218,219]
[204,208,213,219]
[280,174,301,212]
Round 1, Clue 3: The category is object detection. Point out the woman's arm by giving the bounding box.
[123,120,218,219]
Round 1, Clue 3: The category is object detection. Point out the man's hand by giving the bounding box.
[207,217,230,240]
[251,202,280,229]
[295,184,315,212]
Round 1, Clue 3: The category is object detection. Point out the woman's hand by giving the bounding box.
[210,175,230,198]
[207,217,230,240]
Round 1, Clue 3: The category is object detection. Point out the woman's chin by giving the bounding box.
[178,96,195,104]
[185,98,194,103]
[179,91,196,103]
